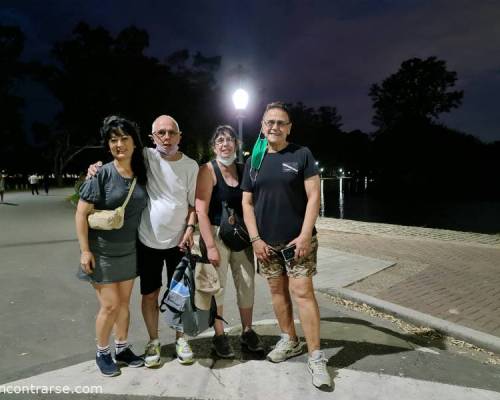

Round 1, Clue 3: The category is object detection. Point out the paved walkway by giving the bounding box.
[316,217,500,352]
[317,218,500,246]
[1,189,500,399]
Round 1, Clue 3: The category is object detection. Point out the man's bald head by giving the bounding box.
[152,115,180,133]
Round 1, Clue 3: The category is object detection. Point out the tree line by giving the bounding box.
[1,22,499,199]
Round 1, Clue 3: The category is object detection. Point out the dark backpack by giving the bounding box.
[159,250,218,337]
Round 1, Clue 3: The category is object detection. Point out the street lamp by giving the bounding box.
[232,88,249,162]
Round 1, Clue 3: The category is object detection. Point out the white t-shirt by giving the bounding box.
[29,175,39,184]
[138,148,199,249]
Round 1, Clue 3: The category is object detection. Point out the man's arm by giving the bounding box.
[242,191,270,262]
[86,161,103,179]
[287,174,320,259]
[179,163,199,250]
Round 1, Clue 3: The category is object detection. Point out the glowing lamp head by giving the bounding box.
[232,89,249,110]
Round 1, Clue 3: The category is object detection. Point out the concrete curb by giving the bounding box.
[319,287,500,355]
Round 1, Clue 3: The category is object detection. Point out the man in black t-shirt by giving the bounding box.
[242,102,332,390]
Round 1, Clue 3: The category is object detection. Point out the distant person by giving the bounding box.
[241,101,332,390]
[0,171,6,203]
[76,116,148,377]
[87,115,198,366]
[28,173,39,195]
[195,125,263,358]
[43,173,50,195]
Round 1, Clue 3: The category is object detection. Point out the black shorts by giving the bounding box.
[137,241,184,295]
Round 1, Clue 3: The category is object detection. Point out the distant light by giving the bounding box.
[315,161,319,166]
[232,89,249,110]
[320,168,324,173]
[339,168,343,173]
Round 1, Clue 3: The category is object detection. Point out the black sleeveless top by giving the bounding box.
[207,160,244,226]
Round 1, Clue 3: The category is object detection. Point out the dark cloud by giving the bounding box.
[2,0,500,141]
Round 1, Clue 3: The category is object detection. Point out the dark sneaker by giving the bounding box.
[240,329,264,352]
[212,334,235,358]
[96,353,121,377]
[115,346,144,368]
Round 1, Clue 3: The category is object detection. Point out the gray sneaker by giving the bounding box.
[213,334,235,358]
[307,352,332,390]
[266,334,305,363]
[144,339,161,368]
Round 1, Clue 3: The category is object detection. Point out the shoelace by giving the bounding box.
[275,338,292,351]
[177,338,191,350]
[145,343,158,356]
[310,357,328,375]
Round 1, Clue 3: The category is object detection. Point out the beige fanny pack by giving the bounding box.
[87,178,137,230]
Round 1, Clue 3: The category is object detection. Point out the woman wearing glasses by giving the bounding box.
[241,102,332,390]
[195,125,264,358]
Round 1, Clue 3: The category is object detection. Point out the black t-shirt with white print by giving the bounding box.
[241,143,319,245]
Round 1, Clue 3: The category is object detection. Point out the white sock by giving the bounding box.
[96,345,111,357]
[115,340,128,354]
[310,349,323,360]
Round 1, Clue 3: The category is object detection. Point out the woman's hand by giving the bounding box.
[287,234,312,261]
[206,246,221,268]
[80,250,95,274]
[252,239,272,263]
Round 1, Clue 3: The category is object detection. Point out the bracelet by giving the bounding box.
[250,235,261,243]
[186,224,196,231]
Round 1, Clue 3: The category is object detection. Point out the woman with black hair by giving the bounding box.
[75,116,148,377]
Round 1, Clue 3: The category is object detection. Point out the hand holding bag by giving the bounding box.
[87,178,136,230]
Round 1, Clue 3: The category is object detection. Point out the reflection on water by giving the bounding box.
[320,178,325,217]
[319,178,500,234]
[338,178,344,219]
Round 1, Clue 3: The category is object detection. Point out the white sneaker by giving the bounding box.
[266,334,305,363]
[307,351,332,390]
[144,339,161,368]
[176,337,194,364]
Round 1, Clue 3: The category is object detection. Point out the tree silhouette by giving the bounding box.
[0,25,26,170]
[36,22,222,181]
[369,57,463,130]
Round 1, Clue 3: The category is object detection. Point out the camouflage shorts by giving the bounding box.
[258,236,318,279]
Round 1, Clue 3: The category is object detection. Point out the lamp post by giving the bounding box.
[232,88,249,162]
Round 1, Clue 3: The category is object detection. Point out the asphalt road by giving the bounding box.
[1,189,499,399]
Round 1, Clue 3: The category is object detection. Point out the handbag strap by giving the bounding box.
[121,178,137,209]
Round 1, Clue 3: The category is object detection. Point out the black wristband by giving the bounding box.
[186,224,196,230]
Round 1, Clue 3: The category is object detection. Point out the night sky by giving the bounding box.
[2,0,500,142]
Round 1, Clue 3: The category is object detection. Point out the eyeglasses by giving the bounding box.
[263,119,291,128]
[215,137,235,145]
[153,129,180,137]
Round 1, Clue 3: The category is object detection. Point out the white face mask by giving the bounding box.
[216,153,237,166]
[156,143,179,158]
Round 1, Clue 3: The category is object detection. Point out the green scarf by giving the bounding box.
[250,131,267,171]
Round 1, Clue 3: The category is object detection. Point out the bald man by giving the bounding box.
[87,115,199,366]
[138,115,199,366]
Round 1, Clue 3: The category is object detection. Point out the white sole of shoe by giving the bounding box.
[144,359,161,368]
[177,356,195,365]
